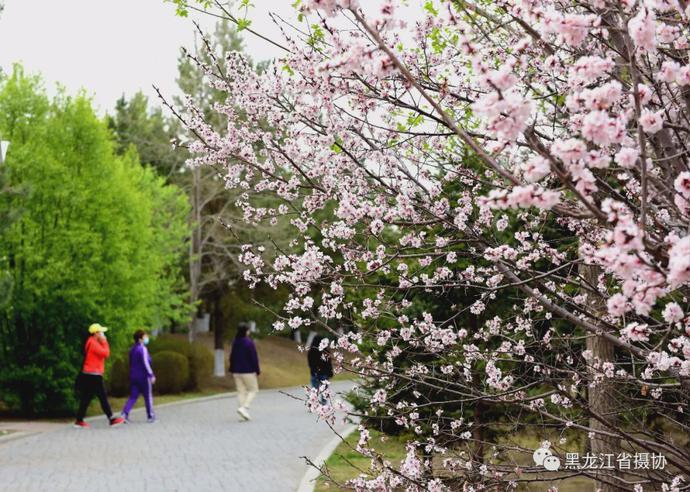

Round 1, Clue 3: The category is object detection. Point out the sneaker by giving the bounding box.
[146,417,157,424]
[73,420,90,429]
[237,407,251,421]
[121,414,130,424]
[109,417,125,427]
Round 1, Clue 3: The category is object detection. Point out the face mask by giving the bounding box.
[143,337,150,345]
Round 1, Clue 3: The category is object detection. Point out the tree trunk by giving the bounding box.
[188,165,202,342]
[582,263,623,492]
[470,314,484,464]
[212,291,225,377]
[472,401,485,464]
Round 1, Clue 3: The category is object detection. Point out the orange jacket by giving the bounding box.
[82,336,110,374]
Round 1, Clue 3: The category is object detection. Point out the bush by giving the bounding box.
[107,354,130,397]
[0,345,78,416]
[188,342,213,390]
[149,335,213,391]
[151,351,189,394]
[149,335,191,358]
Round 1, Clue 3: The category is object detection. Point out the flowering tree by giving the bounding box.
[177,0,690,490]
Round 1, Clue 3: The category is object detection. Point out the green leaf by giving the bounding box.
[429,27,447,54]
[308,23,325,47]
[406,113,424,127]
[423,0,439,16]
[331,136,344,153]
[236,18,252,31]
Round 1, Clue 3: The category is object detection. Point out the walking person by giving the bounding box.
[308,335,333,404]
[120,330,156,423]
[74,323,125,428]
[229,322,260,421]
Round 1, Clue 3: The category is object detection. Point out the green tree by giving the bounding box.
[107,91,186,179]
[109,20,290,377]
[0,65,190,415]
[0,145,19,309]
[0,68,21,308]
[174,20,289,359]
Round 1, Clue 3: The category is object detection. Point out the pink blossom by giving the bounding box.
[585,150,609,169]
[371,388,387,405]
[520,156,551,183]
[304,0,359,16]
[612,222,644,252]
[543,11,597,47]
[675,194,690,216]
[639,109,664,134]
[657,61,681,83]
[646,0,680,13]
[380,0,395,17]
[581,110,620,145]
[632,84,653,106]
[621,322,650,342]
[486,66,518,91]
[628,8,657,53]
[607,293,630,317]
[370,218,384,235]
[614,148,639,169]
[483,185,561,210]
[674,172,690,198]
[569,56,615,85]
[551,138,586,164]
[472,90,534,141]
[581,81,622,110]
[668,236,690,288]
[663,302,684,323]
[400,445,423,481]
[677,66,690,86]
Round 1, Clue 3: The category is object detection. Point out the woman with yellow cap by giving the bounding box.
[73,323,125,428]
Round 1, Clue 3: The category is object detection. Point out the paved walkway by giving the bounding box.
[0,382,353,492]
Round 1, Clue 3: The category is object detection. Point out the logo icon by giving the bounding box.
[533,447,561,471]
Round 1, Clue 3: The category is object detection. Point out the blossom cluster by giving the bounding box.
[183,0,690,489]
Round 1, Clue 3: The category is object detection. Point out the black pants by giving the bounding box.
[76,373,112,421]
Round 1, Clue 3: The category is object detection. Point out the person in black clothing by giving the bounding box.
[308,335,333,403]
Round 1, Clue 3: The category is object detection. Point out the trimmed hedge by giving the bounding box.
[149,336,191,358]
[108,336,213,395]
[152,351,189,394]
[148,335,213,391]
[188,342,213,390]
[108,356,130,397]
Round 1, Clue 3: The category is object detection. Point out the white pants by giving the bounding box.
[233,373,258,409]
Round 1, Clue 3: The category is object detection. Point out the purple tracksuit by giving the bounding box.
[122,343,155,419]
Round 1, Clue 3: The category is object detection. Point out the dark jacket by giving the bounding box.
[230,336,260,374]
[308,346,333,379]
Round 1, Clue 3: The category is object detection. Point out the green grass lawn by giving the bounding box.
[315,430,408,492]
